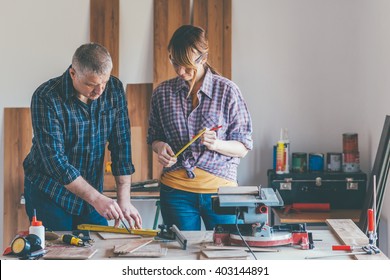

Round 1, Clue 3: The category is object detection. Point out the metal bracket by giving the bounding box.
[280,178,292,190]
[346,178,358,190]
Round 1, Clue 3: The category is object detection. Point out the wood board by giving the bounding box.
[3,108,32,248]
[112,242,167,258]
[193,0,232,79]
[43,247,98,260]
[90,0,120,77]
[126,84,153,181]
[113,238,154,254]
[199,249,248,260]
[152,0,191,179]
[326,219,388,260]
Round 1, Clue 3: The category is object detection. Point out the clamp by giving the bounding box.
[157,224,187,250]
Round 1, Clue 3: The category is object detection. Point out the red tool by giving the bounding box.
[332,245,359,251]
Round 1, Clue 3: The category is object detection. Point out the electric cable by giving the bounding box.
[234,207,257,260]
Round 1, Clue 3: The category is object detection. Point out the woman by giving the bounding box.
[147,25,253,230]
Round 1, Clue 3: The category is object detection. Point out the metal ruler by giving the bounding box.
[77,224,159,236]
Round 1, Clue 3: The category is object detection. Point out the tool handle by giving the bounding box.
[62,234,83,246]
[332,245,352,251]
[367,209,374,232]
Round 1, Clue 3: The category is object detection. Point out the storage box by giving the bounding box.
[267,169,367,209]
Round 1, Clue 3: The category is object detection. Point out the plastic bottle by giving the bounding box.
[282,128,290,174]
[29,209,45,249]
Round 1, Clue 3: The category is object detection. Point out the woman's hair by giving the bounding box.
[168,25,219,93]
[72,43,113,76]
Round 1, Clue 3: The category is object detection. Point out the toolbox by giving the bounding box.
[267,169,367,209]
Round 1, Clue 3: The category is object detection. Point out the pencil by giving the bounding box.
[120,218,132,234]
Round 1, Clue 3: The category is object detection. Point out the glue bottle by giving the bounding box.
[29,209,45,249]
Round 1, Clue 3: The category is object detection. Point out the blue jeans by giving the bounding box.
[159,183,237,230]
[24,177,108,231]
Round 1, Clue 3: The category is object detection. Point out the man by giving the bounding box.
[23,43,142,230]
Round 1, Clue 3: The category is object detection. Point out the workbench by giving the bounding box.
[3,219,386,260]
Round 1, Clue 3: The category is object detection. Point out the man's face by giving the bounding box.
[70,67,110,102]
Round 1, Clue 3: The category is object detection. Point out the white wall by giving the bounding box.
[1,0,389,256]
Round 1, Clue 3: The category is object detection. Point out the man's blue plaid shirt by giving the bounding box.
[23,66,135,215]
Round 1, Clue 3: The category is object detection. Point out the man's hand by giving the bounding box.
[92,194,124,221]
[115,199,142,229]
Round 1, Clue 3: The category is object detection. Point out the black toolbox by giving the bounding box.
[267,169,367,209]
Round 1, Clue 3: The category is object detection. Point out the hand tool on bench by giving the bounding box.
[157,224,187,250]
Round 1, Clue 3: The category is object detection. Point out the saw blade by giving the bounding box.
[230,232,293,247]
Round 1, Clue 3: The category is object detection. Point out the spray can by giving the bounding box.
[29,209,45,249]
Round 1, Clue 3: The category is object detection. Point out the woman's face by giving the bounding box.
[169,52,206,81]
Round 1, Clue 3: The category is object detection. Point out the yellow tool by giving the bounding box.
[77,224,159,237]
[62,234,84,246]
[174,128,207,157]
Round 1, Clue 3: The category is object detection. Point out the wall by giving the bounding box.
[1,0,389,255]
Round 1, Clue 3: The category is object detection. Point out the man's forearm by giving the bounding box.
[115,175,131,203]
[65,176,102,204]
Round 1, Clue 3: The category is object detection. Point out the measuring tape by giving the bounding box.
[77,224,159,236]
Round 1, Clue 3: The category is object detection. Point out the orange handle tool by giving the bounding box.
[332,245,353,251]
[368,209,374,232]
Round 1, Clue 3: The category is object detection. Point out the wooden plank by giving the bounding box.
[126,84,153,181]
[90,0,120,77]
[326,219,388,260]
[4,108,32,247]
[131,127,142,183]
[153,0,190,86]
[193,0,232,79]
[153,0,191,179]
[43,247,98,260]
[273,208,361,224]
[113,238,154,254]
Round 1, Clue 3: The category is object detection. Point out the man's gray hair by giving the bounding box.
[72,43,113,76]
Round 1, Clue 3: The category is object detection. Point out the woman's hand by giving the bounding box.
[153,141,177,167]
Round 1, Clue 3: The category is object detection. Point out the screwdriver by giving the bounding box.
[62,234,84,246]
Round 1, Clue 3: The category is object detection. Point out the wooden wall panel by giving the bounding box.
[153,0,191,86]
[3,108,32,247]
[90,0,120,77]
[153,0,191,178]
[126,84,153,181]
[193,0,232,79]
